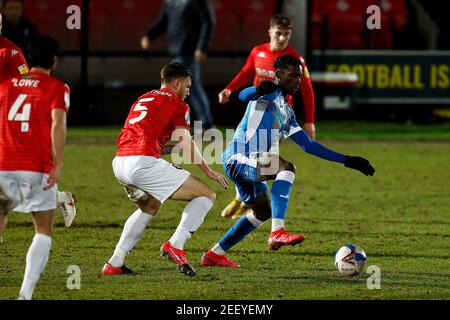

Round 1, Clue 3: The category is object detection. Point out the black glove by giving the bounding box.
[344,156,375,176]
[256,80,280,96]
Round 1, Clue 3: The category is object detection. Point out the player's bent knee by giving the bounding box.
[141,204,160,216]
[281,161,296,174]
[247,197,271,221]
[171,176,216,202]
[138,197,161,215]
[203,189,216,203]
[286,162,296,174]
[196,180,216,202]
[253,210,271,222]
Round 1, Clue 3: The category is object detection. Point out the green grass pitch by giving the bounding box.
[0,122,449,300]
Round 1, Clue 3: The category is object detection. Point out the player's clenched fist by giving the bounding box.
[344,156,375,176]
[218,89,231,104]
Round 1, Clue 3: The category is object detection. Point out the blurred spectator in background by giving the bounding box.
[140,0,216,130]
[1,0,38,59]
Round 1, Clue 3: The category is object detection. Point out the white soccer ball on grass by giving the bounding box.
[334,244,367,276]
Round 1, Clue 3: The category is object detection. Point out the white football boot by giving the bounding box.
[57,191,77,227]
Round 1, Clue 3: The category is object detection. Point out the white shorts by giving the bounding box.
[112,156,190,203]
[0,171,57,213]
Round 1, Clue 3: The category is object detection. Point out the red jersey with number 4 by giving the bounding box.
[0,70,70,173]
[226,43,315,123]
[116,88,191,158]
[0,36,29,83]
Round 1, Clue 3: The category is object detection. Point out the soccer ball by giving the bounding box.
[334,244,367,276]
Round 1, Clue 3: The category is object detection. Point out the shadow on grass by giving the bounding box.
[8,221,449,239]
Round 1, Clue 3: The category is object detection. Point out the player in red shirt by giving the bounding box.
[0,36,69,300]
[219,15,317,221]
[101,62,228,277]
[0,13,29,83]
[0,14,76,243]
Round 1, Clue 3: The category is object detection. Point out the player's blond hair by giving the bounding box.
[270,15,293,29]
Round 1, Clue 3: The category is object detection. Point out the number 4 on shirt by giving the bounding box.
[8,94,30,132]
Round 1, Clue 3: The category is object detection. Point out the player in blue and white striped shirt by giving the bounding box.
[200,55,375,267]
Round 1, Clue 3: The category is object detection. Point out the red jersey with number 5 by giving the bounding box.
[0,36,29,83]
[0,70,70,173]
[116,88,191,158]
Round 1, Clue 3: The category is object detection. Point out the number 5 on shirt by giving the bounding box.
[129,98,155,125]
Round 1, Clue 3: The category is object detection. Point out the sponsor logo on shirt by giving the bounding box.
[151,89,172,97]
[257,52,266,58]
[11,49,19,56]
[255,68,275,79]
[18,64,29,75]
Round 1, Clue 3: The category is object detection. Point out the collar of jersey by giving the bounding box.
[160,87,184,103]
[29,69,48,76]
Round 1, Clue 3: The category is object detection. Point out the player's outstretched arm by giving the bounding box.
[46,109,67,190]
[175,127,229,189]
[238,87,258,102]
[238,81,280,102]
[289,130,375,176]
[220,49,258,104]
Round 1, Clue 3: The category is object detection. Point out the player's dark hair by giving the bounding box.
[270,15,293,29]
[274,55,301,71]
[161,62,193,83]
[29,36,60,69]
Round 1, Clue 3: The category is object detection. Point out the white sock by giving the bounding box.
[247,212,265,228]
[272,218,285,232]
[109,209,154,268]
[211,244,226,256]
[211,212,264,256]
[169,197,213,250]
[19,233,52,300]
[235,187,242,201]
